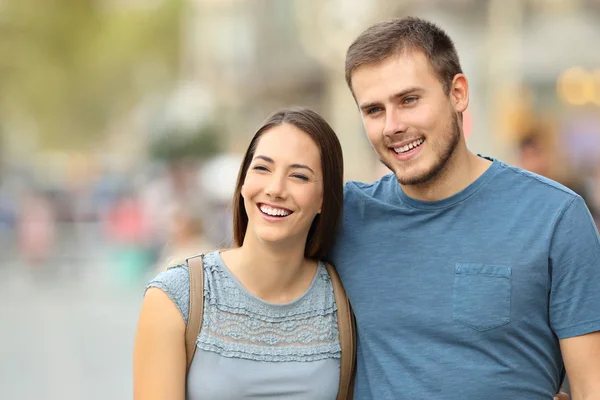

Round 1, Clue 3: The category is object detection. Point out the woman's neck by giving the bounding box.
[220,237,317,304]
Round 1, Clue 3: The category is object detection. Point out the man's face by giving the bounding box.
[351,51,465,186]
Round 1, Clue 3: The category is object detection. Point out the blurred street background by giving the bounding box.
[1,0,599,399]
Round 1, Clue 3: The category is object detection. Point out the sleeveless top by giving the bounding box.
[146,250,341,399]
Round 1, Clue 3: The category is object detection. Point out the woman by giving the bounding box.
[134,107,350,399]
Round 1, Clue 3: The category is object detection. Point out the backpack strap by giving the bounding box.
[185,253,205,372]
[325,262,356,400]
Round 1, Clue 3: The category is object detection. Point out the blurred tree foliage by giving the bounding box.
[0,0,183,150]
[150,125,223,162]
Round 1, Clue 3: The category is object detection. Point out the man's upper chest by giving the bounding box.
[333,206,552,332]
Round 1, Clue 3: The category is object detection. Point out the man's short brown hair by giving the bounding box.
[345,17,463,95]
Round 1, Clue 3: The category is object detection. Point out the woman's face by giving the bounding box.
[241,123,324,248]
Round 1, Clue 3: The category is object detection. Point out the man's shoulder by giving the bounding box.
[494,161,579,202]
[344,173,397,200]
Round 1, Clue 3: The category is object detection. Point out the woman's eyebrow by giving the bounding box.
[253,155,315,174]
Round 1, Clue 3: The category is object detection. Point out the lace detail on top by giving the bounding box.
[145,251,341,363]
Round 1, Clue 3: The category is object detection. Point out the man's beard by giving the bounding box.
[380,112,462,186]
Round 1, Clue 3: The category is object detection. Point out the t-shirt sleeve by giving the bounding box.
[145,265,190,324]
[549,195,600,338]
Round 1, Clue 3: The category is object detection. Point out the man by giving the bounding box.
[330,17,600,399]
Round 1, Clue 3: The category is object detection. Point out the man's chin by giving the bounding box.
[396,174,429,186]
[394,164,438,186]
[379,155,438,186]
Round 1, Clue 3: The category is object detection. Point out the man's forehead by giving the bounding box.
[352,49,431,76]
[352,53,438,101]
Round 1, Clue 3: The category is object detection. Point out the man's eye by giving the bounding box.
[367,107,383,115]
[403,96,418,104]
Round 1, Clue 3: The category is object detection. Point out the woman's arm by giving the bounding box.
[133,287,187,400]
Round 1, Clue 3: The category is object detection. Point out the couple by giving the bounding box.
[134,17,600,399]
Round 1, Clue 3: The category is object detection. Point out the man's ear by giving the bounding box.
[450,73,469,114]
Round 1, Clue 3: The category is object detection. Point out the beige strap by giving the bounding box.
[185,254,205,372]
[325,262,356,400]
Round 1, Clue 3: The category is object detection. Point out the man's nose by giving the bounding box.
[383,108,409,138]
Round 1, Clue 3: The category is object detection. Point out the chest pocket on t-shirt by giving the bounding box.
[453,263,511,331]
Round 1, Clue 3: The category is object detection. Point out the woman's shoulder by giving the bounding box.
[314,260,347,307]
[304,260,337,307]
[145,263,191,323]
[144,251,221,323]
[315,259,337,284]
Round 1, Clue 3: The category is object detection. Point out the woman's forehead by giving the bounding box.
[254,125,321,167]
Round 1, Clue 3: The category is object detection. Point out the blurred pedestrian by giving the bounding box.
[17,190,56,269]
[154,204,211,272]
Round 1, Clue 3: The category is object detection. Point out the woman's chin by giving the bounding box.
[251,226,303,248]
[256,233,290,246]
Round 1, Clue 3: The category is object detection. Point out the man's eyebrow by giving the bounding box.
[359,86,424,111]
[391,86,423,100]
[358,101,380,112]
[253,156,315,174]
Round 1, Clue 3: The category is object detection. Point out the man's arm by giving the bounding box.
[560,332,600,399]
[549,196,600,400]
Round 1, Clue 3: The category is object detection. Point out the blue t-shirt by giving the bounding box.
[330,158,600,399]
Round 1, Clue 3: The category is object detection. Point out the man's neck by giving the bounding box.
[401,150,492,202]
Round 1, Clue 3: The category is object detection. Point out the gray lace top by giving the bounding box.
[145,251,341,400]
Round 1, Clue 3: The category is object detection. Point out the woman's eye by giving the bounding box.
[292,174,309,181]
[252,165,269,172]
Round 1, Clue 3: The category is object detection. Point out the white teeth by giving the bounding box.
[260,204,291,217]
[394,139,424,154]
